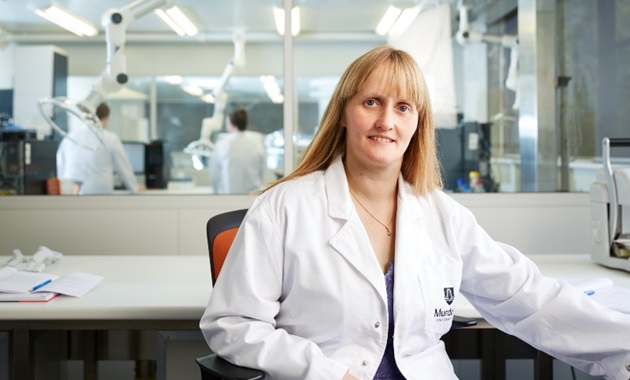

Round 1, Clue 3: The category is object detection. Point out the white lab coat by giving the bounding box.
[200,157,630,380]
[209,131,266,194]
[57,125,139,195]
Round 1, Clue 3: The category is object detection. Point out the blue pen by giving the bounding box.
[584,290,595,296]
[32,279,52,291]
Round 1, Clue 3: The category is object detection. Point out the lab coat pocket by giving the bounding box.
[418,261,463,334]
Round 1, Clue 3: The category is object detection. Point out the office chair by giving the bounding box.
[195,208,477,380]
[196,208,265,380]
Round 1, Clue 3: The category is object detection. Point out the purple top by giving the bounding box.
[373,261,405,379]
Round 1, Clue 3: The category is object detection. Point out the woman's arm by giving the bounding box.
[453,204,630,379]
[200,202,349,379]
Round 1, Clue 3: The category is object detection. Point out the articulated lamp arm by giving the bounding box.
[81,0,171,114]
[184,32,245,159]
[455,5,519,109]
[455,5,518,48]
[38,0,170,151]
[182,61,235,159]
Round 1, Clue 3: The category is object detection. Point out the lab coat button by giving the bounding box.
[361,360,368,366]
[374,321,380,328]
[625,362,630,372]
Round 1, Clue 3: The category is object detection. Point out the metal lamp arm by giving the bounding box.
[455,5,517,48]
[455,5,519,109]
[196,60,235,142]
[184,32,245,157]
[80,0,170,114]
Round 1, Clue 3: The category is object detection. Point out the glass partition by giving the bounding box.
[1,0,629,195]
[67,73,286,193]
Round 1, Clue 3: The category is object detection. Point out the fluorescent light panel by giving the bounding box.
[164,75,183,85]
[375,5,420,36]
[155,6,198,36]
[388,6,420,36]
[375,5,401,36]
[260,75,284,104]
[155,9,186,36]
[273,6,300,36]
[200,93,216,104]
[181,84,204,97]
[34,4,98,37]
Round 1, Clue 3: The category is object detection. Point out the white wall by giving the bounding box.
[0,193,592,257]
[455,192,591,255]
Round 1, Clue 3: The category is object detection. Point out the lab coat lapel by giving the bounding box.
[393,179,432,318]
[325,158,388,302]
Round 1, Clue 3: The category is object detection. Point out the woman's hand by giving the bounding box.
[342,370,360,380]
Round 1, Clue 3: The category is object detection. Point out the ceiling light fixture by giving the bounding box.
[155,6,198,36]
[375,5,421,37]
[375,5,401,36]
[200,93,216,104]
[260,75,284,104]
[34,4,99,37]
[388,6,421,36]
[273,6,300,36]
[164,75,183,85]
[181,84,204,97]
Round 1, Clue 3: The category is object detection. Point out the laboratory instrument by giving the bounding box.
[591,137,630,272]
[455,4,519,110]
[183,30,246,160]
[37,0,171,151]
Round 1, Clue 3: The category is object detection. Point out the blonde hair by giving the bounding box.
[265,45,442,195]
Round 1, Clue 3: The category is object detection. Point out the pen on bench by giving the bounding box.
[584,290,596,296]
[32,279,52,291]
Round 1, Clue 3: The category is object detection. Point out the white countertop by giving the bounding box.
[0,255,212,321]
[1,254,627,322]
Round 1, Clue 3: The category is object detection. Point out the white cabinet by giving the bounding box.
[13,45,68,137]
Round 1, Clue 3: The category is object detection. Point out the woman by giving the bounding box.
[200,46,630,379]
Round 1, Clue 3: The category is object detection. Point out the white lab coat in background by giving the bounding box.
[200,157,630,380]
[209,130,266,194]
[57,125,139,195]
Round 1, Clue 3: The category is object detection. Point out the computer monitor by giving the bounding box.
[122,141,145,174]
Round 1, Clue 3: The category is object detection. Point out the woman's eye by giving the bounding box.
[365,99,376,106]
[399,105,410,112]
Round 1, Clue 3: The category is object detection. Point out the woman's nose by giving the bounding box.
[375,108,395,130]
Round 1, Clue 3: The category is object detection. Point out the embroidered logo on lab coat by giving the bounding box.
[432,287,456,324]
[418,262,462,333]
[443,287,455,305]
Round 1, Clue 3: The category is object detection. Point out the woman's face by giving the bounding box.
[341,63,419,172]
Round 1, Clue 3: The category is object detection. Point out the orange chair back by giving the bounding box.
[211,228,239,283]
[206,209,248,284]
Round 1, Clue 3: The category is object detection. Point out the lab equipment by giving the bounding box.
[455,5,519,110]
[144,140,166,189]
[469,170,484,193]
[0,136,57,195]
[122,141,146,175]
[591,137,630,272]
[37,0,170,151]
[183,30,246,160]
[436,121,497,192]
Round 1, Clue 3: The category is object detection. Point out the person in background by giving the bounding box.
[57,102,142,195]
[200,46,630,379]
[209,107,266,194]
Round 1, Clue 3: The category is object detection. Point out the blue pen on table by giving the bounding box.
[584,290,596,296]
[31,279,52,292]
